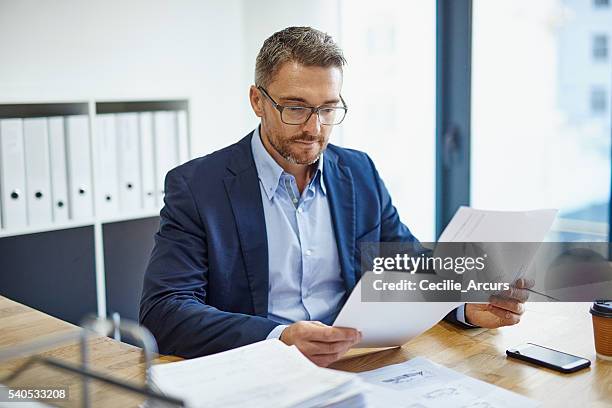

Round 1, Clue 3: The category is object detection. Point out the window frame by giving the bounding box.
[435,0,472,237]
[436,0,612,243]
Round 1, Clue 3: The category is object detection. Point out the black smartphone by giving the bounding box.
[506,343,591,373]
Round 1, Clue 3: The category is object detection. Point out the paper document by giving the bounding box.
[438,206,557,243]
[333,207,557,347]
[438,206,557,283]
[359,356,540,408]
[149,339,366,408]
[333,273,461,347]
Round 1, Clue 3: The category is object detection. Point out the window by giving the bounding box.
[472,0,611,241]
[340,1,436,241]
[591,87,608,114]
[593,35,608,61]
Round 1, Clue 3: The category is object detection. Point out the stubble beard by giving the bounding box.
[267,130,327,165]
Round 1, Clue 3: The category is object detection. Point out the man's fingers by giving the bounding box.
[310,353,342,368]
[494,286,530,303]
[486,304,521,326]
[492,278,533,302]
[300,340,355,356]
[489,296,525,315]
[304,339,355,366]
[308,326,361,343]
[514,278,535,289]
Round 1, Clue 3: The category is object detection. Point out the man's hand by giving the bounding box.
[465,278,534,328]
[280,321,362,367]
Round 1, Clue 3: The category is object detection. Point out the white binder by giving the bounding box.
[139,112,157,210]
[116,112,142,212]
[177,110,190,163]
[153,111,179,200]
[48,117,70,223]
[23,117,53,226]
[95,114,120,217]
[65,115,93,220]
[0,119,28,228]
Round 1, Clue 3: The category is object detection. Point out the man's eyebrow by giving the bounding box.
[278,96,341,105]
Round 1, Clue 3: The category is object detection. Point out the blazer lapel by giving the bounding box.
[223,134,269,317]
[324,150,357,293]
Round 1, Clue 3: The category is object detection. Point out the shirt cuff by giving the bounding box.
[266,324,289,340]
[456,304,478,327]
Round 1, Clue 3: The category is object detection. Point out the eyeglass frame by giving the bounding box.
[257,86,348,126]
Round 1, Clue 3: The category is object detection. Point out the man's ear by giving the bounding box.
[249,85,264,118]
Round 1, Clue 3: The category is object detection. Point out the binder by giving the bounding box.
[139,112,157,210]
[116,113,142,212]
[95,114,120,217]
[177,110,190,163]
[48,117,70,223]
[153,111,179,200]
[0,118,28,229]
[23,117,53,226]
[65,115,93,220]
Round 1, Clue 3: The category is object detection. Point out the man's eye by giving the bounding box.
[286,106,307,111]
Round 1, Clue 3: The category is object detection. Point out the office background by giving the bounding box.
[0,0,610,326]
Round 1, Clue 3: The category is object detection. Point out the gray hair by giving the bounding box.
[255,26,346,88]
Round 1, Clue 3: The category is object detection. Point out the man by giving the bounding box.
[140,26,529,367]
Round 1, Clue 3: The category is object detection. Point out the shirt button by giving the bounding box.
[306,249,313,256]
[297,207,303,213]
[292,198,298,204]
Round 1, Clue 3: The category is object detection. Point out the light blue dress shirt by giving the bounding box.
[251,128,473,340]
[251,128,347,339]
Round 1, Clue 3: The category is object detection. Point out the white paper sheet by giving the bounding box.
[438,206,557,243]
[437,206,558,283]
[359,357,541,408]
[333,273,462,347]
[333,207,557,347]
[149,339,365,408]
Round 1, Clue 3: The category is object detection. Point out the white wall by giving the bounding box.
[239,0,343,141]
[0,0,347,154]
[0,0,438,239]
[0,0,248,156]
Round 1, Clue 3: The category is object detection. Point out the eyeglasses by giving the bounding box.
[258,86,348,126]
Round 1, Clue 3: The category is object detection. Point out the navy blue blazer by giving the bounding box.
[140,131,461,358]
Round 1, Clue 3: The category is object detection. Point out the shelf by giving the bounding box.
[99,210,160,224]
[0,210,161,238]
[0,98,187,323]
[0,102,88,119]
[96,100,188,114]
[0,219,95,238]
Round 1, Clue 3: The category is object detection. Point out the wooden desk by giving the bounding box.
[331,302,612,407]
[1,296,610,407]
[0,295,178,407]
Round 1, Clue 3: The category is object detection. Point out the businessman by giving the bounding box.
[140,26,530,367]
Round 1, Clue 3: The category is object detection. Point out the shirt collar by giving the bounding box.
[314,151,327,195]
[250,126,327,200]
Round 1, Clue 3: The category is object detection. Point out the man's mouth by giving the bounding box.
[293,139,319,145]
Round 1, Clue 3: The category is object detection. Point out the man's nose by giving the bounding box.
[302,111,321,135]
